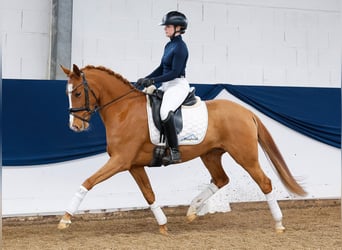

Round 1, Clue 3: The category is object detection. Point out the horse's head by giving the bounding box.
[61,64,99,132]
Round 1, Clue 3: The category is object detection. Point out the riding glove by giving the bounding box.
[137,78,154,87]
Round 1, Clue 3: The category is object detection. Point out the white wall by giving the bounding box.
[2,91,340,216]
[71,0,341,86]
[1,0,340,85]
[0,0,52,79]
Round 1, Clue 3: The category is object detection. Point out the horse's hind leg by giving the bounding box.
[201,149,229,188]
[129,166,168,235]
[230,142,285,233]
[242,160,285,232]
[187,149,229,222]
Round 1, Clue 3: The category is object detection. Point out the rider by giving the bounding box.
[137,11,190,164]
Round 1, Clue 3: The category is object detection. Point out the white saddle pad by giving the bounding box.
[146,96,208,146]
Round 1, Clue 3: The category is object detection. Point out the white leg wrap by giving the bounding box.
[190,183,219,212]
[66,186,88,216]
[265,190,283,222]
[150,202,167,225]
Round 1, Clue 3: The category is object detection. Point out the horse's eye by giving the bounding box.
[75,92,82,98]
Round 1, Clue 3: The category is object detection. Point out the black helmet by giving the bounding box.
[160,11,188,33]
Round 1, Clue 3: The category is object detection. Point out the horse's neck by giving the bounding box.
[87,71,134,105]
[90,73,145,123]
[103,77,131,99]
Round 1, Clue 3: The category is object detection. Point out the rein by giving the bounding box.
[68,71,137,122]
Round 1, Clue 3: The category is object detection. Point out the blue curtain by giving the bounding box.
[2,79,340,166]
[3,79,106,166]
[195,84,341,149]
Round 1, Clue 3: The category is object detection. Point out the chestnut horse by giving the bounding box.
[58,64,306,234]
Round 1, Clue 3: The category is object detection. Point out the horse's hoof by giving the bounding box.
[187,213,197,222]
[275,227,285,233]
[186,206,197,222]
[159,224,168,235]
[57,219,71,230]
[275,221,285,233]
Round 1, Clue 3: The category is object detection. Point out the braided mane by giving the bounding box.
[81,65,132,86]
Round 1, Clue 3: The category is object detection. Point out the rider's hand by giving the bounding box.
[136,78,154,88]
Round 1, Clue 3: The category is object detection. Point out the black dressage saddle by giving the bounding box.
[148,87,197,167]
[148,87,197,137]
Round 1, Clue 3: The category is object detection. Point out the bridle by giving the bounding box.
[68,71,136,123]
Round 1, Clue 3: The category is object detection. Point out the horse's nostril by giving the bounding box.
[70,124,80,131]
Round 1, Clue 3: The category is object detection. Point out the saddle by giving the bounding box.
[146,87,208,167]
[148,87,197,138]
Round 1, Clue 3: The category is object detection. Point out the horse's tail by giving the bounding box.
[255,115,307,196]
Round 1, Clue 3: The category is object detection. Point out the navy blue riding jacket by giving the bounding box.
[146,35,188,83]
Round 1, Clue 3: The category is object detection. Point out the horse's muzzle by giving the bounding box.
[69,120,89,132]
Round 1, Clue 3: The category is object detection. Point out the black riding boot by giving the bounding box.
[162,112,181,165]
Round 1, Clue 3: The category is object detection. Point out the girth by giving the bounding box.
[148,87,197,135]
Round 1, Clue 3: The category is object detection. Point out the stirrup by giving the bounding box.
[149,145,166,167]
[162,148,181,165]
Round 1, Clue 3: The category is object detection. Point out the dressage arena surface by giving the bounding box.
[3,199,341,250]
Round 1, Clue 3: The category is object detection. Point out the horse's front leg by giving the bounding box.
[58,156,129,230]
[129,166,168,235]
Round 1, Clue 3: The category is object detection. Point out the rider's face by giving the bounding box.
[164,25,180,37]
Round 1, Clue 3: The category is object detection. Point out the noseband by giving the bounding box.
[68,72,99,123]
[68,72,136,123]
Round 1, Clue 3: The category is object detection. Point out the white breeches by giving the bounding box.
[159,78,190,121]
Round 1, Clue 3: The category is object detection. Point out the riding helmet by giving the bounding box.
[160,11,188,33]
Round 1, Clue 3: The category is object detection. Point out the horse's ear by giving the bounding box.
[73,64,81,77]
[60,64,71,76]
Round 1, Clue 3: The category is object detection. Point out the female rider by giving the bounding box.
[137,11,190,164]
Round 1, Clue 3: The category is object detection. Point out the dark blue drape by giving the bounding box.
[3,79,106,166]
[194,84,341,149]
[3,79,340,166]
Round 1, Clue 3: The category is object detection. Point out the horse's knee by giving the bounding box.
[82,179,94,191]
[145,192,156,205]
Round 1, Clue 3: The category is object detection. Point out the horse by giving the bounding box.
[58,64,306,234]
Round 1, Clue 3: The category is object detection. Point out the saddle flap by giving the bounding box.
[146,95,208,146]
[148,87,198,135]
[183,87,197,106]
[148,91,182,134]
